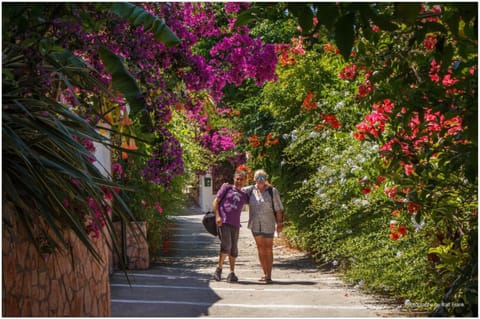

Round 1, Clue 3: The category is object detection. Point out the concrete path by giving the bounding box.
[110,201,399,317]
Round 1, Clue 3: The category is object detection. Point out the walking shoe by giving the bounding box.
[213,267,222,281]
[226,272,238,283]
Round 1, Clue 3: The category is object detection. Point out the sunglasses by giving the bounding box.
[256,176,266,181]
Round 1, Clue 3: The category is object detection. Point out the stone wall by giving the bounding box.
[2,203,111,316]
[113,221,149,270]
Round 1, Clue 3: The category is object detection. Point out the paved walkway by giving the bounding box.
[110,201,400,317]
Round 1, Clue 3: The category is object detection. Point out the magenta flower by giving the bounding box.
[154,202,164,214]
[112,162,123,176]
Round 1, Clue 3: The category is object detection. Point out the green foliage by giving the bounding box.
[238,4,477,314]
[98,45,146,116]
[235,3,289,31]
[120,158,187,257]
[250,17,298,44]
[170,110,214,176]
[2,2,181,260]
[111,108,209,257]
[4,3,477,314]
[2,6,134,260]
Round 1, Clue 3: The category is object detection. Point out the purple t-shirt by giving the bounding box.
[216,184,249,228]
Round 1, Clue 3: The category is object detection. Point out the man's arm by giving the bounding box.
[213,196,222,226]
[214,183,231,226]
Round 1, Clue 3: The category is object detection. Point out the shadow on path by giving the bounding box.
[237,280,316,286]
[110,200,221,317]
[112,199,399,317]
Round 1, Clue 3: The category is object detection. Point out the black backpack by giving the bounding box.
[202,211,218,236]
[202,185,233,237]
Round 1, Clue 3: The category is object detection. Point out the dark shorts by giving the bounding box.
[219,224,240,257]
[252,231,275,238]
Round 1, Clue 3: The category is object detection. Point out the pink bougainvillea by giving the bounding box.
[48,3,278,188]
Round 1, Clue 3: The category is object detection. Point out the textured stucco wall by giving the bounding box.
[2,203,111,316]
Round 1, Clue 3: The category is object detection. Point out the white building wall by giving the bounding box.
[198,173,215,212]
[93,124,112,178]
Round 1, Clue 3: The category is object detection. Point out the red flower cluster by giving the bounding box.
[233,132,243,142]
[356,80,375,98]
[275,44,296,67]
[247,133,279,148]
[420,4,442,23]
[355,97,465,184]
[339,64,358,80]
[384,185,398,200]
[264,132,279,147]
[275,38,305,67]
[302,91,317,111]
[322,114,341,129]
[407,202,420,214]
[291,37,306,55]
[353,99,394,141]
[302,91,341,130]
[248,135,261,147]
[380,108,464,161]
[323,43,340,55]
[429,59,441,83]
[236,164,248,172]
[429,59,467,96]
[424,34,438,51]
[384,184,422,218]
[389,221,407,241]
[359,175,387,196]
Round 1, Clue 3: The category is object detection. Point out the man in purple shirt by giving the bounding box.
[212,170,249,282]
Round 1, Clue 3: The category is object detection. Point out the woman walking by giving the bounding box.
[243,169,284,284]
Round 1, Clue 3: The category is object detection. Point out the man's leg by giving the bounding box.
[214,226,229,281]
[229,226,240,273]
[228,256,236,272]
[218,253,228,269]
[226,226,239,282]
